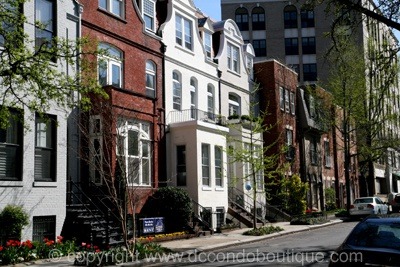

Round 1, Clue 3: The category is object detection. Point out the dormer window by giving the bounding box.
[227,43,240,73]
[142,0,156,32]
[176,14,192,50]
[204,32,212,59]
[99,0,124,18]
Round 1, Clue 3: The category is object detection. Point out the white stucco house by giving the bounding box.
[160,0,262,230]
[0,0,81,242]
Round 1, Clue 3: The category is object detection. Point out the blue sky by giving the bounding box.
[193,0,221,21]
[192,0,400,42]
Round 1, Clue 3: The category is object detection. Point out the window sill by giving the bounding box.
[0,181,23,187]
[202,186,212,191]
[175,45,195,56]
[227,69,241,77]
[33,181,57,187]
[215,187,224,191]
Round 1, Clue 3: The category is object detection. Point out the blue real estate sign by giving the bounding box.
[141,217,165,234]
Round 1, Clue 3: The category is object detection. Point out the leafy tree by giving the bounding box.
[324,33,400,206]
[279,174,307,215]
[0,0,105,128]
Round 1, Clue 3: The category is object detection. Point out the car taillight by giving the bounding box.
[350,205,355,209]
[367,204,374,209]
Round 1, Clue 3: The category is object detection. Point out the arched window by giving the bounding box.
[284,5,297,29]
[146,60,156,98]
[172,71,182,110]
[207,84,214,117]
[229,93,241,116]
[235,7,249,31]
[98,43,123,88]
[190,78,197,118]
[252,6,265,30]
[117,120,151,186]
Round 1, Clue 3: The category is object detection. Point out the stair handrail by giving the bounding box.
[87,181,122,224]
[228,187,267,224]
[67,180,111,243]
[228,187,291,221]
[190,199,213,231]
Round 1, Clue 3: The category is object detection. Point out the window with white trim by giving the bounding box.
[175,14,192,50]
[285,89,290,113]
[279,87,284,111]
[146,60,156,98]
[172,71,181,110]
[202,144,210,186]
[215,146,223,187]
[204,32,212,59]
[229,93,241,116]
[117,120,151,186]
[99,0,124,18]
[35,114,56,182]
[227,43,240,73]
[0,109,23,181]
[142,0,155,31]
[290,91,295,115]
[35,0,55,51]
[89,115,103,185]
[207,84,214,118]
[98,43,123,88]
[190,78,197,119]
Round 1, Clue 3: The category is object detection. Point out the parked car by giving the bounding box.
[329,215,400,266]
[388,193,400,213]
[349,197,388,217]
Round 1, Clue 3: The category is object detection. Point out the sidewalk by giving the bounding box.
[11,216,343,267]
[156,216,343,254]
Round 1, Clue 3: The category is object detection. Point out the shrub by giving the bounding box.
[290,214,329,225]
[243,225,283,236]
[0,205,29,244]
[280,174,307,215]
[324,188,336,210]
[141,187,193,232]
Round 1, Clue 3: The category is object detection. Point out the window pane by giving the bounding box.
[99,0,107,9]
[112,0,122,17]
[111,63,121,87]
[142,158,150,185]
[128,130,138,156]
[175,15,182,45]
[36,0,53,31]
[98,59,108,86]
[184,19,192,49]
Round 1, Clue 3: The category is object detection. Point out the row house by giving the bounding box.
[254,60,300,206]
[0,0,80,241]
[161,0,261,231]
[62,0,165,243]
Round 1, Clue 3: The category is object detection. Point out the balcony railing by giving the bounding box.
[167,109,226,125]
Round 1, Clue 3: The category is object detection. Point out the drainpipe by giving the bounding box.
[217,69,222,115]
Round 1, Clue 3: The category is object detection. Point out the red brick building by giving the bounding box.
[78,0,164,213]
[254,59,300,201]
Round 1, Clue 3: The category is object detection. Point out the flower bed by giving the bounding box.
[137,231,195,243]
[0,235,171,266]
